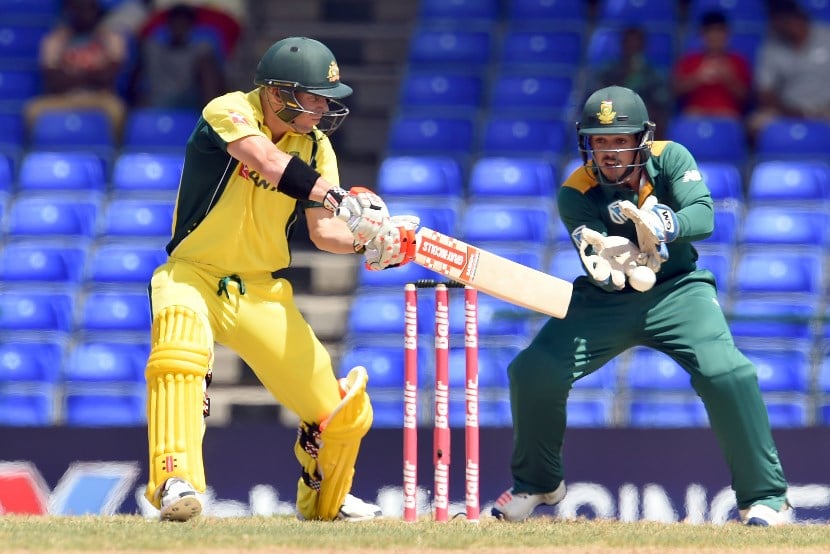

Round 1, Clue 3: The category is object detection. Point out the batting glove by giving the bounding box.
[363,215,420,270]
[326,186,390,245]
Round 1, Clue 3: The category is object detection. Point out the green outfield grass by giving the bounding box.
[1,516,830,553]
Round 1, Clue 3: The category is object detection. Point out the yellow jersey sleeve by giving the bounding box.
[202,90,268,146]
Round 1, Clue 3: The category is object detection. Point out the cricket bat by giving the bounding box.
[412,226,572,319]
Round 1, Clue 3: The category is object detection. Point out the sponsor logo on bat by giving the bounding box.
[418,235,467,270]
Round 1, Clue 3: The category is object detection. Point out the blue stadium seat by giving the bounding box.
[629,397,709,427]
[507,0,587,27]
[818,353,830,393]
[347,290,406,335]
[369,398,405,427]
[449,397,511,427]
[123,109,198,152]
[488,74,575,116]
[548,248,585,283]
[587,26,675,69]
[0,339,65,383]
[571,358,620,390]
[499,30,584,71]
[561,157,585,180]
[733,250,824,296]
[79,291,151,333]
[7,193,100,238]
[0,239,87,283]
[729,298,816,342]
[697,162,743,204]
[740,207,829,247]
[417,0,499,25]
[112,152,184,193]
[356,261,434,288]
[667,116,748,163]
[407,29,493,69]
[448,344,516,389]
[64,387,146,426]
[65,341,149,383]
[86,242,166,284]
[468,157,556,199]
[742,348,811,392]
[376,156,463,198]
[567,395,614,427]
[18,151,106,193]
[688,0,767,30]
[339,343,431,389]
[698,207,740,247]
[31,109,114,152]
[0,24,50,64]
[0,289,74,333]
[461,202,550,244]
[747,161,830,205]
[599,0,678,26]
[803,0,830,21]
[756,119,830,160]
[0,69,40,110]
[480,117,568,158]
[449,293,530,337]
[384,200,459,236]
[387,115,475,158]
[399,71,484,113]
[0,152,12,195]
[102,198,173,237]
[0,0,60,25]
[764,400,808,428]
[626,348,690,390]
[0,112,24,156]
[0,386,56,426]
[696,250,732,292]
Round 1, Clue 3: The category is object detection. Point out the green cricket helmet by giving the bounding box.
[576,85,655,185]
[255,37,352,135]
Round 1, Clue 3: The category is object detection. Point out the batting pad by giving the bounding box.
[144,306,212,508]
[295,366,373,520]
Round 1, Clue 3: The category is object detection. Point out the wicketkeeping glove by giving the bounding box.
[363,215,420,271]
[325,186,390,245]
[577,227,641,290]
[618,195,678,272]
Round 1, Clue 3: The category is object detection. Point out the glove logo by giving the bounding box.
[657,207,676,233]
[607,201,627,225]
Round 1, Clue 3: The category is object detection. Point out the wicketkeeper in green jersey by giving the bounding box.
[492,86,791,526]
[142,37,417,523]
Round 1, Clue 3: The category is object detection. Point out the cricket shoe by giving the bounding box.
[491,481,566,521]
[159,478,202,522]
[335,494,383,522]
[740,501,793,527]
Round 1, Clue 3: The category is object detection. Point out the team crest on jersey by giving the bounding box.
[570,224,586,247]
[608,200,627,224]
[597,101,616,124]
[327,61,340,82]
[681,169,702,182]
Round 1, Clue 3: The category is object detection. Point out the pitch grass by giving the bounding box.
[2,516,830,553]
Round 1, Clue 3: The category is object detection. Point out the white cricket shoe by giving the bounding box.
[491,481,567,521]
[335,493,382,522]
[159,478,202,522]
[740,502,793,526]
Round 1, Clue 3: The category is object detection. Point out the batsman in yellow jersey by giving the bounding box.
[143,36,417,522]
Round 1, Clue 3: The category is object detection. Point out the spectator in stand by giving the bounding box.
[587,26,672,138]
[129,3,226,110]
[673,10,752,118]
[748,0,830,133]
[24,0,128,140]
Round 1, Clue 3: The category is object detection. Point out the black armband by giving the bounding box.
[277,156,321,200]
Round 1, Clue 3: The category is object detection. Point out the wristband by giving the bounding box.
[277,156,321,200]
[323,186,347,212]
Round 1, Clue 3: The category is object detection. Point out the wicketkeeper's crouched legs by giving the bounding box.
[144,306,213,507]
[693,359,789,511]
[294,366,374,520]
[507,345,571,494]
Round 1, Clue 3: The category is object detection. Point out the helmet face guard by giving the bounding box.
[576,86,655,186]
[255,37,352,136]
[261,79,350,136]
